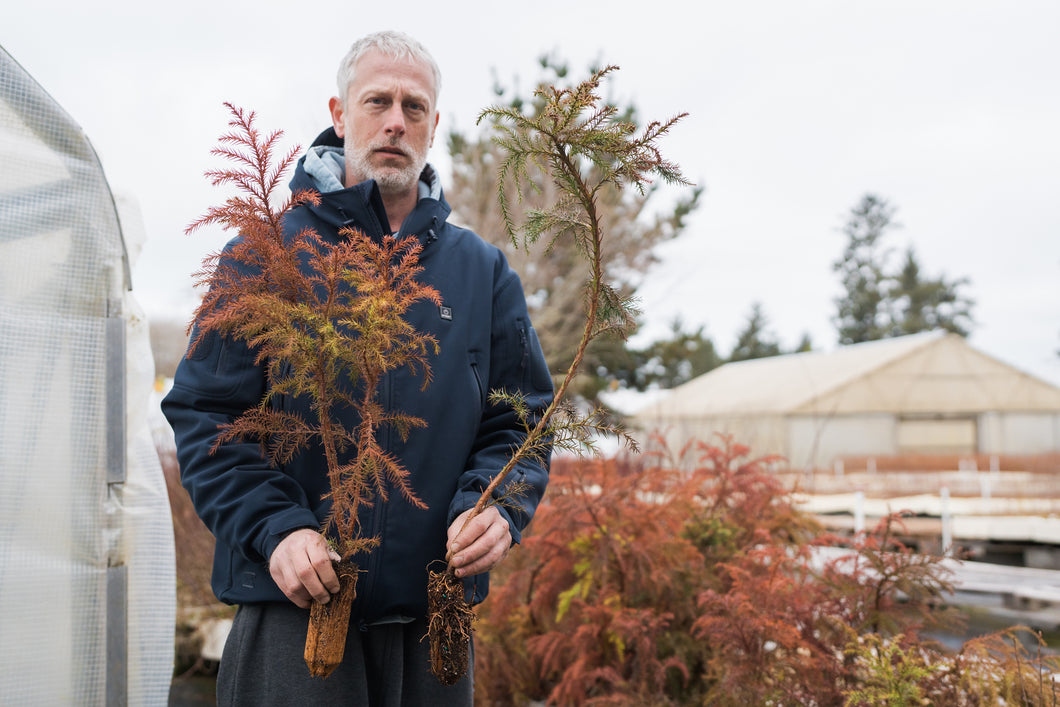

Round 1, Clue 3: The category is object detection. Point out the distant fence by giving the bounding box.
[789,469,1060,500]
[829,452,1060,474]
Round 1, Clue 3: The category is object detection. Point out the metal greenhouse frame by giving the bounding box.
[0,45,175,705]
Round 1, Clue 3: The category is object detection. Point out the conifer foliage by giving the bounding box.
[832,193,974,344]
[189,103,439,556]
[468,63,690,492]
[187,104,441,676]
[475,437,1060,705]
[428,67,690,683]
[447,58,702,399]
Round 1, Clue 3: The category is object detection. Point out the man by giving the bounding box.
[163,31,552,705]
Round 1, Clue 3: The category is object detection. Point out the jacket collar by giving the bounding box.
[290,128,452,249]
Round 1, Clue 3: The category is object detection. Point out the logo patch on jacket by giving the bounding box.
[439,305,453,321]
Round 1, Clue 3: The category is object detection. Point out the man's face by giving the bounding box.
[329,49,439,195]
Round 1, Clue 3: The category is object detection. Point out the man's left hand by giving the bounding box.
[446,506,511,578]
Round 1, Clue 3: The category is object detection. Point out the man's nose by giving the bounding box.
[383,104,406,137]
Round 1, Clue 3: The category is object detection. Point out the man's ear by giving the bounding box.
[329,96,346,138]
[429,111,439,147]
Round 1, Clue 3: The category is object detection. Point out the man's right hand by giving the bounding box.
[268,528,342,609]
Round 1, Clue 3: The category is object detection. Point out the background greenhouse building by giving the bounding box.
[0,46,175,704]
[632,331,1060,470]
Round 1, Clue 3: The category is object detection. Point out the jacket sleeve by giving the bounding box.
[446,263,554,544]
[161,328,320,564]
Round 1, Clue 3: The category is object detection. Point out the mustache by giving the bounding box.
[369,138,408,155]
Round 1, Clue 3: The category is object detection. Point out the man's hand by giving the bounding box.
[268,528,341,609]
[447,506,512,578]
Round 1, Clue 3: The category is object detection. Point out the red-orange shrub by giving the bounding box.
[474,436,1060,706]
[475,436,818,705]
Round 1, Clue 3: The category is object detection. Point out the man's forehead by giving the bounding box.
[350,50,437,100]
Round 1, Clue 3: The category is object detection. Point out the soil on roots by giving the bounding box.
[304,560,358,678]
[427,567,475,685]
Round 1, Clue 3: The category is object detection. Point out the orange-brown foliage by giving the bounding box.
[474,436,1060,706]
[475,436,819,706]
[187,104,439,558]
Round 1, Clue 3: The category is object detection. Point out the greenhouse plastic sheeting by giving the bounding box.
[0,46,176,704]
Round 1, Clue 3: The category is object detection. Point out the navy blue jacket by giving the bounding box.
[162,131,553,621]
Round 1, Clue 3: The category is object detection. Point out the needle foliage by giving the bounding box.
[471,64,690,487]
[187,103,440,558]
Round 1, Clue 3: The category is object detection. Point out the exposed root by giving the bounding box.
[304,561,358,678]
[427,567,475,685]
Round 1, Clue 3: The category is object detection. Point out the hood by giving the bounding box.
[289,128,449,244]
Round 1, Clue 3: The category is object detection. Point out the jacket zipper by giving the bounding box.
[360,368,392,612]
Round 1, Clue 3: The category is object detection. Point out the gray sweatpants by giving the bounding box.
[217,603,473,706]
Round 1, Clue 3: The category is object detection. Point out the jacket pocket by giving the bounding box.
[525,325,552,392]
[515,318,552,393]
[468,349,485,409]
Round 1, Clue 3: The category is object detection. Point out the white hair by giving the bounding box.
[336,31,441,106]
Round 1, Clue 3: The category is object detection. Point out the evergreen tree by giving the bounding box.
[636,319,721,389]
[578,334,639,398]
[729,302,781,362]
[587,320,721,394]
[833,194,974,344]
[792,332,814,353]
[888,247,974,337]
[833,194,894,344]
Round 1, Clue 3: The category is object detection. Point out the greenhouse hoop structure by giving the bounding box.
[0,46,176,704]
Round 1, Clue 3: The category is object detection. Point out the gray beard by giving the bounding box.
[346,140,427,196]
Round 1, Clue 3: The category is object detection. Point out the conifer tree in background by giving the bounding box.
[888,246,974,337]
[445,56,702,399]
[571,320,722,395]
[833,194,894,344]
[636,319,722,388]
[728,301,781,362]
[833,193,974,345]
[792,331,814,353]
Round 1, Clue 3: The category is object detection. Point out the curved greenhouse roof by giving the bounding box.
[635,332,1060,421]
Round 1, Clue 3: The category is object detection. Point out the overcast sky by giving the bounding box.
[4,0,1059,385]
